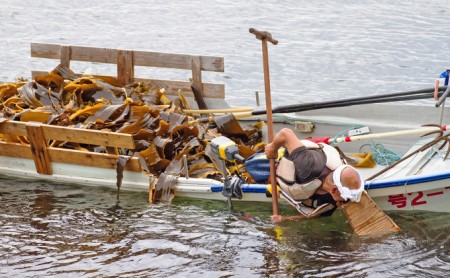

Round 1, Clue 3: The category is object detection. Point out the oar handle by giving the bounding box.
[249,28,278,45]
[334,125,448,143]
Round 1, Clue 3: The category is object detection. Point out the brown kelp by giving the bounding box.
[0,65,264,202]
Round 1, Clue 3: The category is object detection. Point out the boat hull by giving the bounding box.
[2,155,449,213]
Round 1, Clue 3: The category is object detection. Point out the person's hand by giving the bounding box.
[271,215,307,223]
[265,143,278,159]
[271,214,284,223]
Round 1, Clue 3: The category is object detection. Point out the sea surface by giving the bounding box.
[1,0,450,277]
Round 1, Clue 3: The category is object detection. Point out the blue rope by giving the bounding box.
[359,141,402,166]
[328,126,402,166]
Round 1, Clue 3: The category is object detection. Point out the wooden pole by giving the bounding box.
[249,28,279,217]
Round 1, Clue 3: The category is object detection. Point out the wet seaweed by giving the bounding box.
[0,65,264,203]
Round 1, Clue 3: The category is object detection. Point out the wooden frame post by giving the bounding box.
[26,123,52,175]
[191,56,208,109]
[117,49,134,86]
[191,56,203,95]
[60,45,71,68]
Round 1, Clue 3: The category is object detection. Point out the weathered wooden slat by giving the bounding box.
[0,142,33,159]
[31,71,225,99]
[48,148,141,172]
[117,49,134,86]
[140,78,225,99]
[31,43,224,72]
[0,121,28,136]
[0,121,135,149]
[40,125,136,149]
[0,142,141,172]
[31,43,116,65]
[133,49,224,72]
[26,123,52,175]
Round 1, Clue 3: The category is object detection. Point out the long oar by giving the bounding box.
[248,30,399,236]
[191,86,447,119]
[247,88,446,117]
[310,125,449,145]
[249,28,280,218]
[260,86,447,115]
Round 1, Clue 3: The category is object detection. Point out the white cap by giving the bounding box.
[332,165,365,202]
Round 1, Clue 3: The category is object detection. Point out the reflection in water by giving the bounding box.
[31,189,55,230]
[1,179,449,277]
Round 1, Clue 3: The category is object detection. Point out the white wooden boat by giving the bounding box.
[1,43,449,213]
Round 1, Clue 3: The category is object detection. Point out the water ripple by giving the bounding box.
[1,1,450,276]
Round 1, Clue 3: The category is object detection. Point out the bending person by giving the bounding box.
[265,128,364,218]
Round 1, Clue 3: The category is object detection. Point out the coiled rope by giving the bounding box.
[329,126,402,166]
[359,141,402,166]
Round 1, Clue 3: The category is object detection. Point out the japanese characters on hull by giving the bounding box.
[388,187,450,209]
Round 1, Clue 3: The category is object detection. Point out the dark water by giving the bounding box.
[2,0,450,107]
[1,0,450,277]
[1,179,450,277]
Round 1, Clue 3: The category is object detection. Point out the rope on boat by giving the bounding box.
[359,141,402,166]
[329,126,402,166]
[366,133,450,181]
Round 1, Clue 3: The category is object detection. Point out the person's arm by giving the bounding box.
[265,128,304,158]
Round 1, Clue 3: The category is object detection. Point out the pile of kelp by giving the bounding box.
[0,65,265,202]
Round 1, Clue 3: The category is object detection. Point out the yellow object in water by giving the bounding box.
[274,225,283,240]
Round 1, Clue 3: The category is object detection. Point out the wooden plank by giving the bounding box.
[117,49,134,86]
[0,142,33,159]
[31,43,116,65]
[0,121,135,149]
[40,125,136,149]
[0,121,28,136]
[31,43,224,72]
[135,77,225,99]
[133,50,224,72]
[60,46,71,68]
[0,142,141,172]
[31,71,225,99]
[26,123,52,175]
[48,148,141,172]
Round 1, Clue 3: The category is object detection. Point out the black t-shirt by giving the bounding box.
[286,146,327,184]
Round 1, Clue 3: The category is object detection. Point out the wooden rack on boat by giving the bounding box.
[30,43,225,98]
[0,121,140,175]
[0,43,226,175]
